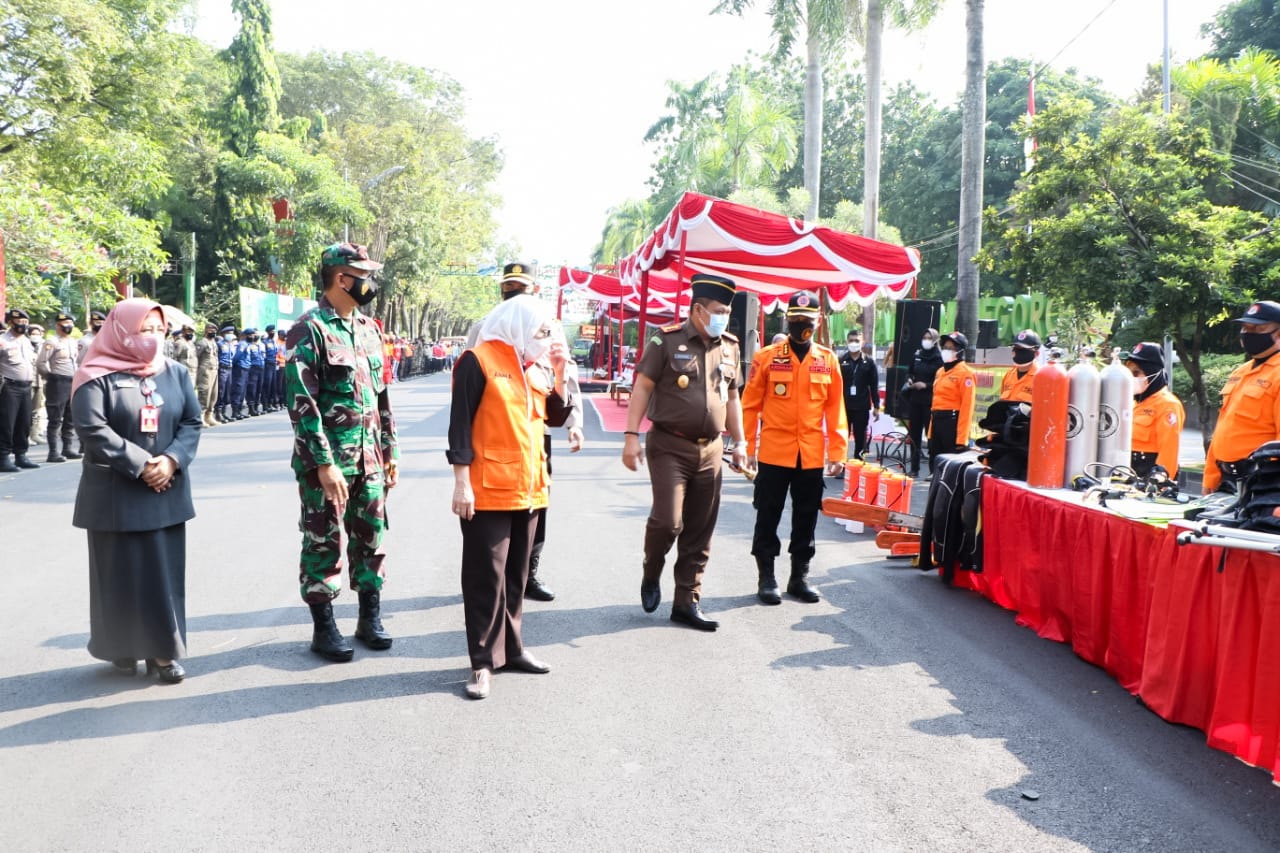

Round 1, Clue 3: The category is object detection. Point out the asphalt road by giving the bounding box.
[1,371,1278,852]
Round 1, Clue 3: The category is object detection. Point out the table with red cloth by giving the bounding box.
[953,476,1280,782]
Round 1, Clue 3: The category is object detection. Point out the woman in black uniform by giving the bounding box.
[905,327,943,478]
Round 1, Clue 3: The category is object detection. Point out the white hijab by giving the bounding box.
[476,295,562,363]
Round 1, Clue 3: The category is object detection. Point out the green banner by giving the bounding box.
[238,286,317,332]
[873,294,1059,346]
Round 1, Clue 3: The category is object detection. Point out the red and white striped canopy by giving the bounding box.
[618,192,920,311]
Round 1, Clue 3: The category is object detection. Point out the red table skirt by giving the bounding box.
[956,477,1280,781]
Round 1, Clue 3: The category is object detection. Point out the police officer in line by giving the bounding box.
[0,308,40,472]
[229,327,253,419]
[77,310,105,362]
[170,324,198,386]
[928,331,978,472]
[622,273,747,631]
[743,291,848,605]
[464,262,585,601]
[245,328,265,415]
[215,324,236,421]
[838,328,879,460]
[1121,342,1185,479]
[194,322,221,427]
[1204,300,1280,492]
[36,312,82,463]
[261,325,279,412]
[26,324,48,448]
[1000,329,1041,404]
[285,243,399,662]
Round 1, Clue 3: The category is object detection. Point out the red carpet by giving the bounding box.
[587,392,649,434]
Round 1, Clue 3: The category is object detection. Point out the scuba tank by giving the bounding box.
[1097,354,1134,471]
[1064,354,1101,486]
[1026,353,1070,488]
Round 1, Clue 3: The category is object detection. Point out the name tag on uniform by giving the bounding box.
[674,353,694,361]
[140,405,159,433]
[114,380,137,388]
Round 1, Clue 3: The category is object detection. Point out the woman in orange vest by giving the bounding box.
[1121,342,1184,478]
[447,296,572,700]
[928,331,977,473]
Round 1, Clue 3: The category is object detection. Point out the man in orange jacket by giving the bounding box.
[742,291,847,605]
[928,331,977,473]
[1204,300,1280,492]
[1121,342,1184,479]
[1000,329,1041,403]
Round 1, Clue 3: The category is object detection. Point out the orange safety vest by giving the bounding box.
[466,340,549,511]
[1132,386,1184,477]
[741,341,848,468]
[1000,361,1038,404]
[930,361,977,443]
[1204,354,1280,491]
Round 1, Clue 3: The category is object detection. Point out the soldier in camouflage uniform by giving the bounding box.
[285,243,400,662]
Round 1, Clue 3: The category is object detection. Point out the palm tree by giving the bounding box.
[595,199,659,265]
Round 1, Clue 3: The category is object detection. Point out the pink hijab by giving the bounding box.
[71,298,168,395]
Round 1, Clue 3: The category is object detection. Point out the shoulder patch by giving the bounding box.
[661,323,683,333]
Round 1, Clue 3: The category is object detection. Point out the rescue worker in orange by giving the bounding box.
[928,331,977,472]
[1204,300,1280,492]
[447,295,571,700]
[742,291,847,605]
[1120,342,1184,479]
[1000,329,1041,403]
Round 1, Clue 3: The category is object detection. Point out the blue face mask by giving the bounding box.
[704,308,730,338]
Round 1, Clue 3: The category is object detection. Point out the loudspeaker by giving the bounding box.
[729,290,760,375]
[977,318,999,350]
[892,299,943,366]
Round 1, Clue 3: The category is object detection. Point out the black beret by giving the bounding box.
[690,273,736,306]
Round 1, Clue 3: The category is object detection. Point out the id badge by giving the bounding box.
[140,405,159,433]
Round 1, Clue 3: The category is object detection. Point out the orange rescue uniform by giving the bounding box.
[930,361,977,444]
[1000,361,1038,404]
[465,339,549,511]
[742,340,848,468]
[1204,353,1280,491]
[1132,386,1185,477]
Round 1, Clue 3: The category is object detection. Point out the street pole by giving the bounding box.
[184,232,196,315]
[1162,0,1171,114]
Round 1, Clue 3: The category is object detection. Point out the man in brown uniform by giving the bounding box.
[622,273,748,631]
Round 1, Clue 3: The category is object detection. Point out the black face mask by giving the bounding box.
[183,332,194,340]
[788,321,814,345]
[1241,331,1276,357]
[91,323,103,332]
[345,276,379,307]
[59,324,74,334]
[206,331,216,339]
[12,324,28,335]
[1012,348,1036,365]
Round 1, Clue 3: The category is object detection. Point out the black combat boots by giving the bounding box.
[755,556,782,605]
[308,602,354,662]
[525,554,556,601]
[353,589,392,650]
[787,561,821,603]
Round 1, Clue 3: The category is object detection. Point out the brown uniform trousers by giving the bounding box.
[643,428,723,606]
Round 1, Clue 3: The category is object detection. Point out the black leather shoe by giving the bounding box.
[756,558,782,605]
[308,602,354,662]
[146,659,185,684]
[787,574,821,603]
[0,457,17,473]
[47,454,66,463]
[670,602,719,631]
[63,450,82,460]
[14,455,39,469]
[353,590,392,650]
[640,579,660,613]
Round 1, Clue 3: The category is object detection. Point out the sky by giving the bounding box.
[192,0,1231,269]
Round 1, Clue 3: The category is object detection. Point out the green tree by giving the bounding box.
[982,97,1280,421]
[1203,0,1280,60]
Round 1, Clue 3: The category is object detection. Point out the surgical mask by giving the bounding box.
[703,308,729,338]
[940,348,957,364]
[1012,348,1036,366]
[523,336,552,365]
[847,343,861,357]
[224,333,236,342]
[1132,374,1149,395]
[1241,330,1276,357]
[788,321,814,345]
[921,339,935,350]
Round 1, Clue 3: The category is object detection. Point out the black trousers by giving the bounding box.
[529,435,553,570]
[927,409,960,474]
[44,374,75,452]
[0,378,33,457]
[750,460,825,567]
[459,509,538,671]
[846,402,871,459]
[906,395,932,475]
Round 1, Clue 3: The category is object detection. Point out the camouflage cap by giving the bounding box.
[320,243,383,271]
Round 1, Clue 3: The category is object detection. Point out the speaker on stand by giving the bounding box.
[976,318,999,363]
[886,299,943,419]
[729,290,760,380]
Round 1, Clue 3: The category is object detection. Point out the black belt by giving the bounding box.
[653,424,718,445]
[930,409,959,417]
[1218,459,1254,481]
[0,378,31,386]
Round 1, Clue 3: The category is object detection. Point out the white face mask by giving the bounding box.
[921,339,935,350]
[523,335,552,365]
[940,348,957,364]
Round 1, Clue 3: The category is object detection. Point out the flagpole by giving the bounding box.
[1162,0,1171,113]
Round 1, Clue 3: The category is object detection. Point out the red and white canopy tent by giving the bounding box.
[617,191,922,358]
[559,266,691,377]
